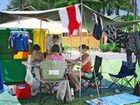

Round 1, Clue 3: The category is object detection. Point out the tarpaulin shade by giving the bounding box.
[0,18,68,34]
[0,4,140,32]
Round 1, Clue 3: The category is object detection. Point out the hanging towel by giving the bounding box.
[13,51,29,59]
[56,80,72,102]
[59,4,81,36]
[92,15,103,40]
[105,25,116,43]
[33,29,46,53]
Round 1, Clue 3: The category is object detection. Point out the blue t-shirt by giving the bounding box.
[9,31,29,51]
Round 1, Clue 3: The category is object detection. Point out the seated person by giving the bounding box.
[46,34,62,54]
[46,44,65,61]
[45,44,67,93]
[67,44,92,91]
[31,44,44,63]
[26,44,44,95]
[30,44,44,80]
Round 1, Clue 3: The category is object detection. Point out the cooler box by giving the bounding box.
[15,83,32,99]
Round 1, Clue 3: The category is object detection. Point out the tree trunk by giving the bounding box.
[107,9,112,16]
[47,0,51,9]
[115,6,119,15]
[20,0,24,10]
[102,0,105,15]
[134,0,137,20]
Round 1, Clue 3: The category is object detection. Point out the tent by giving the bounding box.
[0,4,113,32]
[0,18,68,34]
[0,3,140,98]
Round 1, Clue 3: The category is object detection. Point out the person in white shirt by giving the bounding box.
[46,34,62,54]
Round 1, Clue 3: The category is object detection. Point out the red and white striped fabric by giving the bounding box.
[59,4,82,36]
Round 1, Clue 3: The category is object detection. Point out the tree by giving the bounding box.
[8,0,79,10]
[8,0,137,17]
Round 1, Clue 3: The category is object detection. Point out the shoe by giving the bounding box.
[89,83,101,88]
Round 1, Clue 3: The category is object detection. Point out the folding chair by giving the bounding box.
[108,61,137,91]
[39,60,67,105]
[81,55,103,93]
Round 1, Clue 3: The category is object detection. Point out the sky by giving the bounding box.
[119,0,140,16]
[0,0,140,15]
[0,0,9,11]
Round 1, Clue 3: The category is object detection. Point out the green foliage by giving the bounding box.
[99,43,120,52]
[121,15,134,21]
[111,43,121,52]
[8,0,79,10]
[53,0,78,8]
[99,43,110,52]
[7,0,135,16]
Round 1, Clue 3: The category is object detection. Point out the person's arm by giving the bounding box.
[32,52,44,62]
[66,57,80,64]
[45,55,50,60]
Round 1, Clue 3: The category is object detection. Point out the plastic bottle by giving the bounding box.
[9,87,15,96]
[27,55,32,63]
[71,88,74,100]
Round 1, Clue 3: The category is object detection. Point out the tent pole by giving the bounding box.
[70,36,72,58]
[79,1,83,99]
[39,20,43,48]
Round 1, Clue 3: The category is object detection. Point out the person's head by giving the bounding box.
[51,44,60,53]
[52,34,59,42]
[79,44,89,53]
[33,44,41,51]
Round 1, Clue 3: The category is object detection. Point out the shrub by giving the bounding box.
[99,43,110,52]
[99,43,120,52]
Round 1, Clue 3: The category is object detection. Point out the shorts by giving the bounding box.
[84,72,93,78]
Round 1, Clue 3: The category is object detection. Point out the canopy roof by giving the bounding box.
[0,4,140,31]
[0,18,68,34]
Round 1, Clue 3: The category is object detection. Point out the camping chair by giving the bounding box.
[81,55,103,93]
[108,61,137,91]
[39,60,67,105]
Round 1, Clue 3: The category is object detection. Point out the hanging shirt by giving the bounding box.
[9,31,29,52]
[115,32,128,48]
[105,25,116,43]
[127,32,140,52]
[92,15,103,40]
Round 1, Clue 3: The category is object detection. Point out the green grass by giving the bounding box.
[19,60,140,105]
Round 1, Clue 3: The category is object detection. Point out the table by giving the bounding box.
[22,61,40,67]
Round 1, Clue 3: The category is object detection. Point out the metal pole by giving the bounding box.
[20,0,24,10]
[79,0,83,99]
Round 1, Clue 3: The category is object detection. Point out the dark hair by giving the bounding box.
[52,35,59,40]
[33,44,41,51]
[79,44,89,50]
[51,44,60,53]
